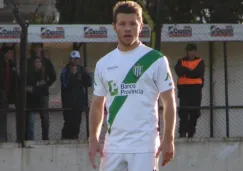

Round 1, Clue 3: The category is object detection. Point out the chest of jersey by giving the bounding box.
[102,55,155,97]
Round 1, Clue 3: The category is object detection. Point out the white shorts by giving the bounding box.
[99,153,158,171]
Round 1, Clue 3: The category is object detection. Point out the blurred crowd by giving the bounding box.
[0,43,93,142]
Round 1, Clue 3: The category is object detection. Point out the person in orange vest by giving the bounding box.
[175,43,205,138]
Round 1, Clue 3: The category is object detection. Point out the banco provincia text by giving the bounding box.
[120,83,143,95]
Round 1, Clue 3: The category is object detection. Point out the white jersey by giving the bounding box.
[93,43,174,153]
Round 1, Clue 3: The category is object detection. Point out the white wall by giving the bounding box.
[0,139,242,171]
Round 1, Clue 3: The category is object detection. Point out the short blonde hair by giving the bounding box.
[113,1,143,23]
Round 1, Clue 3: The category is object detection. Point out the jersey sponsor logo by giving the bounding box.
[108,80,143,96]
[108,80,118,96]
[121,83,143,95]
[133,64,143,77]
[0,26,21,39]
[168,25,192,37]
[41,27,65,39]
[210,25,233,37]
[84,26,107,38]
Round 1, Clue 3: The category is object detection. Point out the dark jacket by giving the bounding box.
[0,59,18,105]
[61,64,92,110]
[27,56,56,97]
[26,69,49,108]
[175,56,205,98]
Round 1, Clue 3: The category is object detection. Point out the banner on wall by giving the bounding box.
[83,26,108,38]
[40,26,65,39]
[0,26,21,39]
[161,24,243,42]
[139,25,150,38]
[167,25,192,37]
[210,25,234,37]
[0,24,243,43]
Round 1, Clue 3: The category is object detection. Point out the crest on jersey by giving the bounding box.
[133,64,143,77]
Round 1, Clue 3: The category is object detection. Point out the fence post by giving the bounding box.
[11,3,29,147]
[83,44,89,139]
[223,42,229,137]
[209,42,214,137]
[154,0,163,134]
[154,0,163,51]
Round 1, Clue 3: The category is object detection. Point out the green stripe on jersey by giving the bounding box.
[107,50,163,134]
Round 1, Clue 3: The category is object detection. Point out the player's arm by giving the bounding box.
[154,56,176,166]
[89,61,107,141]
[154,56,176,141]
[89,95,106,141]
[160,89,176,141]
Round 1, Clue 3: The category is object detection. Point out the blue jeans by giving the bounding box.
[26,112,35,140]
[26,96,49,140]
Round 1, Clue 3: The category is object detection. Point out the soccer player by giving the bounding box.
[88,1,176,171]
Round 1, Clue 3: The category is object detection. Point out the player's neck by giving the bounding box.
[118,40,140,52]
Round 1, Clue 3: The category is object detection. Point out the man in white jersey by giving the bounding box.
[88,1,176,171]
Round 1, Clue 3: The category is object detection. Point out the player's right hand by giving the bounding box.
[155,137,175,167]
[88,137,103,169]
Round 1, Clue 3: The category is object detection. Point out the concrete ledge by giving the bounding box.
[24,137,243,146]
[1,137,242,148]
[176,137,243,143]
[0,138,242,171]
[24,139,89,146]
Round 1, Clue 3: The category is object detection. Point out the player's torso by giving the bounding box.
[101,45,160,110]
[100,45,161,152]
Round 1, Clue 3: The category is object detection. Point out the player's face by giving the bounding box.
[113,13,143,47]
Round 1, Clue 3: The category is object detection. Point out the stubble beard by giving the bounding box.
[119,36,139,47]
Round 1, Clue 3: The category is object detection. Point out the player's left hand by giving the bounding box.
[88,137,103,169]
[155,138,175,167]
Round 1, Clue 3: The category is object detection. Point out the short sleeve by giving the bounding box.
[93,62,107,96]
[154,57,175,93]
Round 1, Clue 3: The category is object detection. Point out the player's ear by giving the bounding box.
[139,22,144,33]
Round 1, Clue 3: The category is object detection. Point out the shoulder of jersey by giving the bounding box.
[96,45,164,66]
[96,49,117,66]
[142,44,164,57]
[152,49,164,57]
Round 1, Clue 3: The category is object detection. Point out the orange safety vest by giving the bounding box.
[178,58,203,85]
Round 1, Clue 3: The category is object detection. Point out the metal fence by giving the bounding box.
[1,40,243,145]
[1,23,243,147]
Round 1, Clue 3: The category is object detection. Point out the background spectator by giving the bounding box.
[0,46,18,142]
[61,50,92,139]
[26,43,56,140]
[175,43,205,138]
